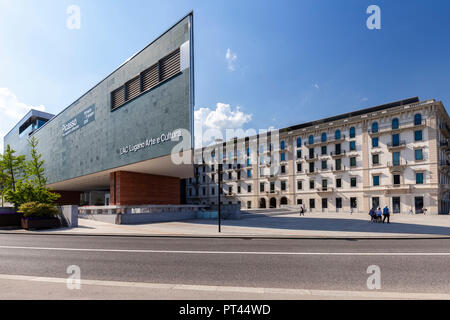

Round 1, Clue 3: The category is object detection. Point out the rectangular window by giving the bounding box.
[111,86,125,110]
[260,183,265,192]
[297,138,302,148]
[142,63,159,92]
[393,152,400,166]
[372,137,379,148]
[248,185,252,193]
[393,174,400,185]
[281,165,286,174]
[281,181,286,191]
[270,182,275,192]
[309,148,314,159]
[247,201,251,209]
[392,134,400,146]
[349,141,356,151]
[415,149,423,161]
[297,199,303,205]
[351,177,357,187]
[373,175,380,186]
[372,154,379,165]
[211,188,215,195]
[322,179,327,190]
[281,152,286,161]
[335,159,342,170]
[309,199,315,209]
[125,76,140,101]
[322,198,328,209]
[393,197,400,214]
[160,48,180,82]
[309,180,315,189]
[247,169,252,178]
[297,181,302,190]
[350,197,357,209]
[416,172,424,184]
[237,186,241,194]
[336,178,342,188]
[335,143,341,155]
[297,149,302,159]
[414,130,423,141]
[322,160,327,170]
[350,157,356,167]
[336,197,342,209]
[309,162,315,173]
[297,163,302,172]
[321,146,327,155]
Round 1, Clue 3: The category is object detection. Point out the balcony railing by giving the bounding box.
[387,140,407,149]
[330,150,346,157]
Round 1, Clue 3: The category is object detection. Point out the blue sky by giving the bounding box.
[1,0,449,148]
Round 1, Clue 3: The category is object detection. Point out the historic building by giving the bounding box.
[186,97,450,214]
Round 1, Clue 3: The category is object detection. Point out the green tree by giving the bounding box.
[1,145,26,191]
[25,137,47,187]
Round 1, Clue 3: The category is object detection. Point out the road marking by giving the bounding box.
[0,245,450,256]
[0,273,448,299]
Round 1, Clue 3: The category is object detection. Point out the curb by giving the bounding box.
[1,230,450,240]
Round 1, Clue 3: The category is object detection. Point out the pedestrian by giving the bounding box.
[423,207,427,215]
[350,207,353,215]
[299,205,305,216]
[376,207,382,223]
[369,207,375,222]
[382,205,390,223]
[409,208,413,215]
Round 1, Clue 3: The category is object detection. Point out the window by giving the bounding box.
[142,63,159,91]
[371,122,378,133]
[350,141,356,151]
[297,199,303,205]
[336,178,342,188]
[350,157,356,167]
[270,182,275,192]
[335,158,342,170]
[309,162,315,173]
[321,145,327,155]
[392,118,399,130]
[309,199,315,209]
[350,197,357,209]
[297,181,303,190]
[247,169,252,178]
[247,201,251,209]
[322,160,327,170]
[321,132,327,142]
[125,76,140,101]
[160,48,181,81]
[281,181,286,191]
[322,198,328,209]
[211,187,215,195]
[228,172,232,180]
[111,86,125,110]
[392,152,400,166]
[280,140,285,150]
[309,135,314,145]
[415,149,423,161]
[416,172,424,184]
[237,186,241,194]
[335,129,341,140]
[336,198,342,209]
[297,149,302,159]
[335,143,341,155]
[309,180,315,189]
[414,113,422,126]
[350,177,357,187]
[297,163,302,172]
[247,158,251,166]
[392,134,400,146]
[246,147,250,156]
[309,148,314,159]
[373,175,380,186]
[260,183,265,192]
[281,165,286,174]
[372,154,379,165]
[372,137,379,148]
[350,127,356,138]
[228,186,232,195]
[281,152,286,161]
[393,175,400,185]
[248,184,252,193]
[414,130,423,141]
[297,137,302,148]
[322,179,327,190]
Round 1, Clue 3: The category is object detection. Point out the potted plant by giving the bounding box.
[18,202,60,230]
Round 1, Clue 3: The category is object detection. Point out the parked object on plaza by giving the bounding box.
[18,202,61,230]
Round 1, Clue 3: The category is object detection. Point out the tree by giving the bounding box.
[25,137,47,187]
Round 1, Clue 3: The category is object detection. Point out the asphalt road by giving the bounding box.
[0,234,449,298]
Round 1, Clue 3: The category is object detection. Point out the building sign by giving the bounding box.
[62,105,96,137]
[119,130,182,156]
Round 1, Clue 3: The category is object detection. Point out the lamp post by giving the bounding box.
[215,138,223,233]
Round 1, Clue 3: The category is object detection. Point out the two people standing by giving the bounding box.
[369,206,390,223]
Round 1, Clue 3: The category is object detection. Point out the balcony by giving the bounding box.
[387,140,407,150]
[330,150,346,158]
[387,160,408,172]
[333,165,347,172]
[304,134,346,147]
[384,184,414,195]
[316,187,334,194]
[305,168,319,175]
[304,154,319,162]
[368,120,427,136]
[440,123,450,138]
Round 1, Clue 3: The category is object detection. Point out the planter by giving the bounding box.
[21,216,61,230]
[0,211,23,227]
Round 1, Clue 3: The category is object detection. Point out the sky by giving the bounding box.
[0,0,450,149]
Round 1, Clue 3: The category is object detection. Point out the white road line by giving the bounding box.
[0,273,448,299]
[0,245,450,256]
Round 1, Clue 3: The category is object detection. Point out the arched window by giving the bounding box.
[372,122,378,133]
[349,127,356,138]
[321,132,327,142]
[414,113,422,126]
[392,118,399,130]
[335,130,341,140]
[297,137,302,148]
[309,135,314,145]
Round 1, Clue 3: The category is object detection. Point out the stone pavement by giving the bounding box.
[2,210,450,238]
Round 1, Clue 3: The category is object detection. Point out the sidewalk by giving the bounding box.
[2,211,450,239]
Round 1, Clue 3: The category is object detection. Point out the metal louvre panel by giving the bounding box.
[111,86,125,110]
[160,48,180,82]
[142,64,159,92]
[126,76,140,101]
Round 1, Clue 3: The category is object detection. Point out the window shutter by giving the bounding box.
[160,48,180,82]
[125,76,140,101]
[142,63,159,92]
[111,86,125,110]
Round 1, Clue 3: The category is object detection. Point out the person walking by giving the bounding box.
[409,208,414,215]
[369,207,376,222]
[299,205,305,216]
[382,205,390,223]
[376,207,382,223]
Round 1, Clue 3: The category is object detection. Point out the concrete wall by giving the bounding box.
[4,14,193,186]
[60,205,78,227]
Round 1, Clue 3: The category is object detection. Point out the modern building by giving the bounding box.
[186,97,450,214]
[4,12,195,206]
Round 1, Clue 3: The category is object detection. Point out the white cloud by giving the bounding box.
[0,88,45,151]
[194,103,252,147]
[314,83,319,89]
[225,48,237,71]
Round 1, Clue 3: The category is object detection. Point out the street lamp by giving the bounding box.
[215,138,223,233]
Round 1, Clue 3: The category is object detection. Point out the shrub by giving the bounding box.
[18,202,60,218]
